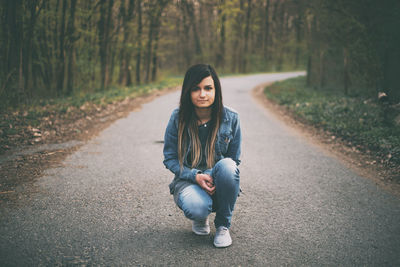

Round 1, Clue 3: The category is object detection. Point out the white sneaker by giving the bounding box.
[213,226,232,248]
[192,217,210,235]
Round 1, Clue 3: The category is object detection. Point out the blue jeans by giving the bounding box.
[176,158,240,228]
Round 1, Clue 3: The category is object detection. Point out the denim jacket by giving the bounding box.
[163,106,241,194]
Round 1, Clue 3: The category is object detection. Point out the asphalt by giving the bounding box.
[1,72,400,266]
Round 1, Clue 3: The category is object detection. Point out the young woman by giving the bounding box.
[163,64,241,248]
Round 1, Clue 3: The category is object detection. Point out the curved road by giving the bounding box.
[1,73,400,266]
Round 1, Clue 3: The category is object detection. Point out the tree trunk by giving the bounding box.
[271,0,279,66]
[263,0,270,61]
[87,0,96,85]
[306,54,312,86]
[216,0,226,69]
[0,3,7,84]
[39,1,53,93]
[135,0,142,84]
[119,0,135,86]
[4,0,24,105]
[242,0,252,73]
[126,0,135,86]
[99,0,106,90]
[56,0,67,95]
[151,1,170,81]
[66,0,77,96]
[54,0,60,57]
[306,15,317,87]
[105,0,114,86]
[276,1,285,72]
[144,13,154,83]
[98,0,114,90]
[180,2,191,67]
[319,50,326,88]
[24,0,40,99]
[109,13,119,86]
[294,14,302,69]
[232,0,244,73]
[118,0,127,85]
[151,22,160,82]
[39,20,53,92]
[52,0,60,93]
[183,0,202,59]
[343,47,349,95]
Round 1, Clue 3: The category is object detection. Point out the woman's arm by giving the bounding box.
[163,110,200,183]
[226,114,241,166]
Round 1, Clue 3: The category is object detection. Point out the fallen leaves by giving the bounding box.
[0,191,15,194]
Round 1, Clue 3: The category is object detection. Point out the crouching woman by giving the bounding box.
[163,64,241,248]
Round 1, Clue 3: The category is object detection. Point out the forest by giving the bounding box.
[1,0,399,108]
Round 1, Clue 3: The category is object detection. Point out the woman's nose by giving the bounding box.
[200,89,206,97]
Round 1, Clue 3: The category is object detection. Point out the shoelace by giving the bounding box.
[217,227,228,235]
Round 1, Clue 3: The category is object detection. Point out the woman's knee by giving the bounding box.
[183,201,211,220]
[178,186,212,220]
[214,158,240,183]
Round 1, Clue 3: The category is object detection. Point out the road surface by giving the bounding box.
[1,72,400,266]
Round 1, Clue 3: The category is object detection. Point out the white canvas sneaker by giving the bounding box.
[192,217,210,235]
[213,226,232,248]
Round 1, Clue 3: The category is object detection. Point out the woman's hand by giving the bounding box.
[195,173,215,195]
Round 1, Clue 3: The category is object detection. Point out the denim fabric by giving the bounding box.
[176,158,240,228]
[163,106,242,194]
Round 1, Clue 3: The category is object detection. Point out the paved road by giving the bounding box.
[1,73,400,266]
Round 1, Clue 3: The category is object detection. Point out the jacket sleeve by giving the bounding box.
[226,113,241,166]
[163,111,199,183]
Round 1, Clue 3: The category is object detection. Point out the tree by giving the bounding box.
[98,0,114,90]
[66,0,78,95]
[144,0,170,83]
[3,0,399,108]
[135,0,142,84]
[56,0,67,95]
[118,0,135,86]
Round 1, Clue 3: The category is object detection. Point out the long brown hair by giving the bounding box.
[178,64,223,169]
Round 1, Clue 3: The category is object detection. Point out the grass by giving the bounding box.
[0,77,182,151]
[264,76,400,165]
[3,77,181,116]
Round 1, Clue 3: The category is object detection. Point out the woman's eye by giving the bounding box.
[191,87,200,91]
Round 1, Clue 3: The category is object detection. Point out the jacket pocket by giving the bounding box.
[218,133,232,155]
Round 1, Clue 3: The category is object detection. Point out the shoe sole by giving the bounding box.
[192,228,211,235]
[213,240,232,248]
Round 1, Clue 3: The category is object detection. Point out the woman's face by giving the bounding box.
[190,76,215,109]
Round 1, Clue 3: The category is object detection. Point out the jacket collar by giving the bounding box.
[175,106,230,123]
[222,106,230,123]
